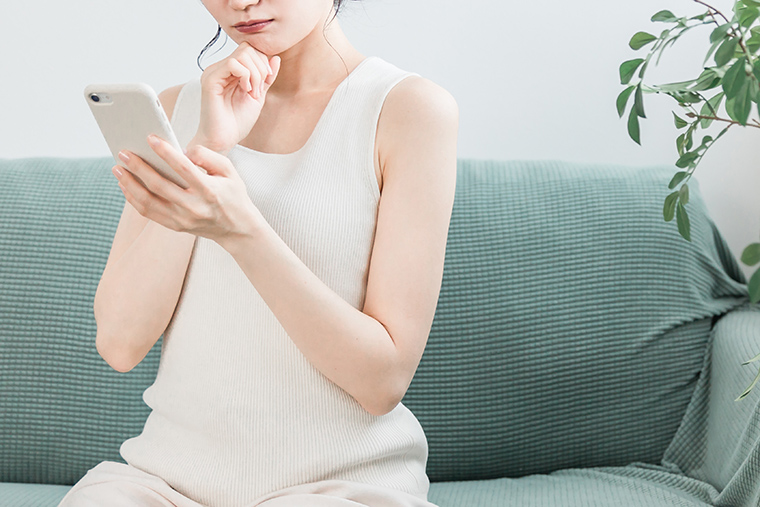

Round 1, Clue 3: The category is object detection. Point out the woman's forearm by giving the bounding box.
[217,212,401,417]
[94,220,196,372]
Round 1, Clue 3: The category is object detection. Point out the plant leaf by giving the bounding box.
[630,31,658,50]
[679,183,690,205]
[739,6,760,28]
[652,10,678,22]
[723,58,747,98]
[627,106,641,145]
[673,112,688,129]
[710,23,733,43]
[676,133,686,156]
[748,30,760,53]
[635,84,646,118]
[685,126,695,150]
[754,57,760,83]
[654,79,698,92]
[663,191,679,222]
[690,68,720,91]
[741,243,760,266]
[750,267,760,303]
[676,150,699,168]
[736,365,760,401]
[735,81,753,125]
[715,37,739,67]
[742,350,760,365]
[676,202,691,241]
[700,91,725,128]
[617,86,636,118]
[668,171,689,189]
[704,39,723,67]
[620,59,645,85]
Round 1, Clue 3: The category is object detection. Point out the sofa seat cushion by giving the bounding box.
[1,464,717,507]
[428,463,718,506]
[0,482,70,507]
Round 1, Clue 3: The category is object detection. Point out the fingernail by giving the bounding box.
[148,135,159,146]
[112,166,122,177]
[268,62,273,74]
[118,151,129,163]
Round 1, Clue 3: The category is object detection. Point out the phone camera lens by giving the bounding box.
[90,94,100,102]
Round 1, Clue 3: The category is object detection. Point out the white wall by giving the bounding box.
[1,0,757,279]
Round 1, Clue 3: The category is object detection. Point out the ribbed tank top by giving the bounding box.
[119,56,430,507]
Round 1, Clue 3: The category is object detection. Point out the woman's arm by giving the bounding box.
[217,77,459,416]
[94,85,197,373]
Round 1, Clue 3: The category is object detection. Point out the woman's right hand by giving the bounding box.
[191,41,281,155]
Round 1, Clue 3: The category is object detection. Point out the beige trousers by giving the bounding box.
[57,461,439,507]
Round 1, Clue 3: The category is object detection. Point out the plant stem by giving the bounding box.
[685,113,760,128]
[693,0,756,64]
[693,0,729,24]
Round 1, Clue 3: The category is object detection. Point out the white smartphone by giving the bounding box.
[84,82,190,189]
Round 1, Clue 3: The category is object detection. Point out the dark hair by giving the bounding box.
[196,0,359,71]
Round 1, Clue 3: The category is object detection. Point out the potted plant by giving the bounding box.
[618,0,760,400]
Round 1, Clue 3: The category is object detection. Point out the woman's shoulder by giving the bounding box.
[157,84,186,123]
[377,73,459,155]
[158,79,200,124]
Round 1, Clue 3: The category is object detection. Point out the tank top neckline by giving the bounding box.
[230,55,377,158]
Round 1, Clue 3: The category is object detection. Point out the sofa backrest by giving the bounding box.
[0,157,749,486]
[0,157,161,486]
[400,159,748,482]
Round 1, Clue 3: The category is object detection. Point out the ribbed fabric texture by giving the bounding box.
[0,157,161,487]
[117,57,429,507]
[397,159,751,483]
[2,158,759,506]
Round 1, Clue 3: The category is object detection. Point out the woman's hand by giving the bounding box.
[192,41,281,154]
[112,134,264,246]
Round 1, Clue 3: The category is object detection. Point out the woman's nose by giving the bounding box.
[229,0,261,10]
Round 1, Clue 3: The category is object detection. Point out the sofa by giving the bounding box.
[0,156,758,507]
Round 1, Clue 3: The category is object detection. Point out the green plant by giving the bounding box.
[618,0,760,400]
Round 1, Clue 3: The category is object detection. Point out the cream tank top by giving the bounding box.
[119,56,431,507]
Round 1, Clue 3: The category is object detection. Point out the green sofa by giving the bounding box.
[1,156,758,507]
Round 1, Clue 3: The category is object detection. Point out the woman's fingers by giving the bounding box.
[145,135,209,188]
[265,55,281,87]
[210,57,253,96]
[236,51,269,99]
[117,149,188,204]
[185,143,235,179]
[114,161,175,222]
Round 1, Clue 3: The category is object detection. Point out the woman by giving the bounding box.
[59,0,457,505]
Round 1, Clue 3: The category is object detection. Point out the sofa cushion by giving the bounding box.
[0,482,69,507]
[427,463,718,507]
[401,159,749,482]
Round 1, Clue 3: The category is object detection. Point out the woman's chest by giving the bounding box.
[238,96,385,194]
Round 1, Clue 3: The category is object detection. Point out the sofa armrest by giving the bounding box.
[663,303,760,507]
[705,304,760,487]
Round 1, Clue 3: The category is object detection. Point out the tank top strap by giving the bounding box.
[169,76,203,151]
[319,56,421,201]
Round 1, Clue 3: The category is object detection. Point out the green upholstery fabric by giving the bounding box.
[0,483,69,507]
[428,466,717,506]
[0,157,162,486]
[663,302,760,506]
[401,159,749,482]
[1,156,758,507]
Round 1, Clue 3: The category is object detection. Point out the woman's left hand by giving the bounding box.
[113,134,262,245]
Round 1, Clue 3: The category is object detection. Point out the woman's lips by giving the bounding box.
[235,20,273,34]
